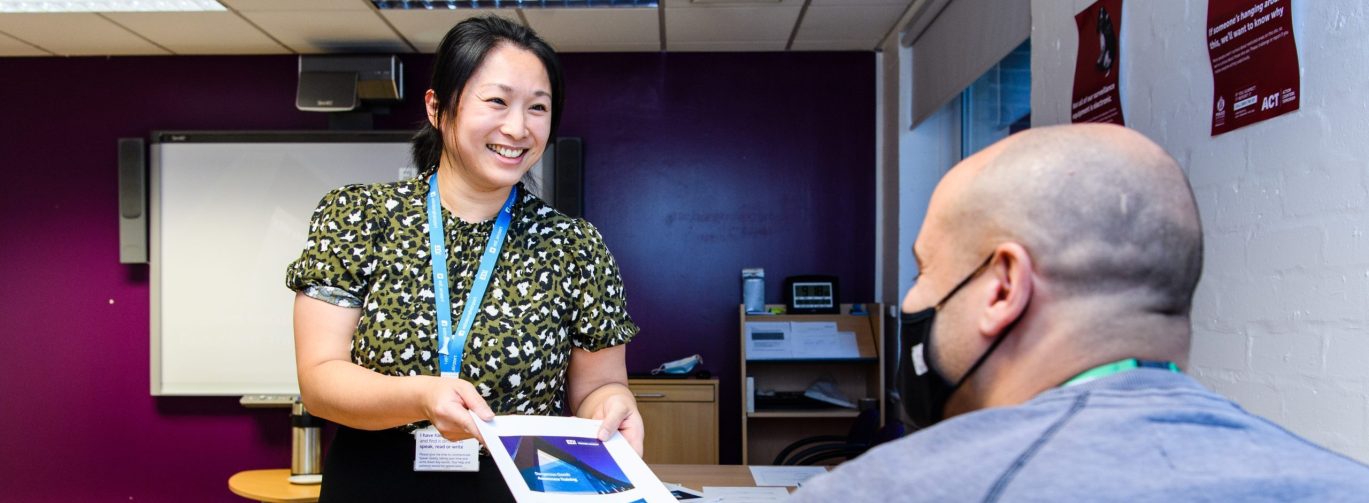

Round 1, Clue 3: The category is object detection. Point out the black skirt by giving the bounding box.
[318,426,515,502]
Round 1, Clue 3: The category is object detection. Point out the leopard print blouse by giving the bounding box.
[285,178,638,417]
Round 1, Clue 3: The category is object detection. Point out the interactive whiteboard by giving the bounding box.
[150,132,413,396]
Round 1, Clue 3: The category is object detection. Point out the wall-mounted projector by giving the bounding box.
[296,55,403,112]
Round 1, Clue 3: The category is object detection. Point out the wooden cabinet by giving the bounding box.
[740,303,883,465]
[629,378,719,465]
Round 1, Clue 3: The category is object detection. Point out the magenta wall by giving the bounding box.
[0,51,873,501]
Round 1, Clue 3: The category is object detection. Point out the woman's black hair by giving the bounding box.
[412,16,564,178]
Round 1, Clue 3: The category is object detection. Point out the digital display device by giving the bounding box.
[783,275,840,314]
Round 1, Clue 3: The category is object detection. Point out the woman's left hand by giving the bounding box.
[587,391,644,456]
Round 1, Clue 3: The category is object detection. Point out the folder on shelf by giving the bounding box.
[745,321,860,359]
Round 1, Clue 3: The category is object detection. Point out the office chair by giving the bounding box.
[772,406,904,466]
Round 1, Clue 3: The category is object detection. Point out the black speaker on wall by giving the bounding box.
[553,137,584,218]
[117,137,148,264]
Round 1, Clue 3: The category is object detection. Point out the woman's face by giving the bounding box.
[428,42,553,191]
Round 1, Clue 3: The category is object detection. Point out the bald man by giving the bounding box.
[792,124,1369,501]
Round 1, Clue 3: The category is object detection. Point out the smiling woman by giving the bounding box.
[285,16,642,502]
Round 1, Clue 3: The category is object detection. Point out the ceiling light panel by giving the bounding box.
[0,0,226,12]
[372,1,658,9]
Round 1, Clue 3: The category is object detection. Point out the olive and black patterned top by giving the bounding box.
[285,178,638,417]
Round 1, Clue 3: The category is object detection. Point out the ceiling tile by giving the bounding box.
[380,9,520,53]
[241,10,410,53]
[523,8,658,52]
[104,12,288,55]
[668,40,785,51]
[219,0,372,11]
[665,4,800,48]
[795,4,904,44]
[0,13,169,56]
[0,29,50,56]
[550,43,660,52]
[789,39,878,51]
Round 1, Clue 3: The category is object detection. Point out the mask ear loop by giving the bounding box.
[943,254,1031,391]
[933,254,996,310]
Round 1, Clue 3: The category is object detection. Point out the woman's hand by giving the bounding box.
[567,345,641,455]
[420,375,496,444]
[585,391,645,456]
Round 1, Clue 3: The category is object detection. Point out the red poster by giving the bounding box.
[1207,0,1299,136]
[1071,0,1125,125]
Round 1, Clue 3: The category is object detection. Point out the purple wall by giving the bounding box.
[0,51,873,501]
[558,52,876,464]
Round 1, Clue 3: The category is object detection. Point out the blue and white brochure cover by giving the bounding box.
[472,413,676,503]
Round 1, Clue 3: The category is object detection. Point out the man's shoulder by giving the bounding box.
[792,401,1070,501]
[793,374,1369,501]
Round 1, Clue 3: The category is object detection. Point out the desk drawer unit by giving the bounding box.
[628,379,719,465]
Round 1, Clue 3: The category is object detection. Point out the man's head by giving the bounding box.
[901,124,1203,419]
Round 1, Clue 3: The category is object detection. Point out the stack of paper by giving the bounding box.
[744,322,861,360]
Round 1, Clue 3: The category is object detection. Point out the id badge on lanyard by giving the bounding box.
[415,173,517,472]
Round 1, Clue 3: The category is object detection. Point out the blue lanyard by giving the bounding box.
[427,174,518,377]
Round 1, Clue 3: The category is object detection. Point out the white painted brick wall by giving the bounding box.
[1032,0,1369,461]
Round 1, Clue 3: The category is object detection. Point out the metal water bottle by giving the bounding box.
[742,268,765,313]
[289,401,324,485]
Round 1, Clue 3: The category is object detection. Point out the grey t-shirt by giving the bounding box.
[793,369,1369,502]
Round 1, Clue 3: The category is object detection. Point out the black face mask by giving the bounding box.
[895,254,1015,430]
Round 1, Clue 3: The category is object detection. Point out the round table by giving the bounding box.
[228,469,320,503]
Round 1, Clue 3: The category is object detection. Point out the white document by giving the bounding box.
[802,379,855,409]
[745,322,794,360]
[748,466,828,487]
[412,426,481,472]
[471,412,676,503]
[702,486,790,502]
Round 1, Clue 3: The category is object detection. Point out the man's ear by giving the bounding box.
[977,242,1033,338]
[424,89,441,128]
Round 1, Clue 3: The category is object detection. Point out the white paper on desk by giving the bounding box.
[745,322,793,360]
[790,324,860,359]
[748,465,828,487]
[471,412,676,503]
[703,486,790,502]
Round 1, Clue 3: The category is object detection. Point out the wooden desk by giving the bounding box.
[230,464,821,501]
[652,464,769,490]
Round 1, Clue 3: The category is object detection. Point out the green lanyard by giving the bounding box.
[1061,358,1180,388]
